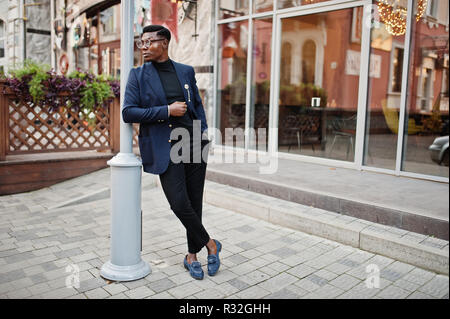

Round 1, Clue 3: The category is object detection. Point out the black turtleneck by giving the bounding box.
[153,59,193,129]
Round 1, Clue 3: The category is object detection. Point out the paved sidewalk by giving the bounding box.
[0,168,448,299]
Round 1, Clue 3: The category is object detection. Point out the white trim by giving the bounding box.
[397,170,449,184]
[217,16,250,25]
[213,0,220,146]
[363,165,449,183]
[395,0,413,173]
[276,0,369,19]
[271,12,282,155]
[355,3,372,170]
[244,1,254,150]
[251,11,274,19]
[276,0,360,15]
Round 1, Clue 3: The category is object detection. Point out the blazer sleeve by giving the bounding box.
[190,67,208,131]
[122,68,169,124]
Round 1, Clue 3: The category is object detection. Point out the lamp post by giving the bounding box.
[100,0,151,282]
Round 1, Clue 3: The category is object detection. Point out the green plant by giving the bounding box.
[4,61,119,129]
[9,60,51,103]
[280,83,328,107]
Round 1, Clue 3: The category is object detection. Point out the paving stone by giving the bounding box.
[376,285,411,299]
[257,273,299,293]
[329,274,361,291]
[147,278,177,293]
[168,281,203,299]
[147,291,174,299]
[235,285,271,299]
[227,278,250,291]
[402,268,436,286]
[264,287,302,299]
[269,247,298,258]
[239,270,271,286]
[85,287,111,299]
[124,286,155,299]
[102,283,128,296]
[195,288,226,299]
[418,275,449,299]
[76,277,108,293]
[286,264,316,279]
[406,291,435,299]
[392,279,421,292]
[41,287,79,299]
[303,284,345,299]
[0,269,26,285]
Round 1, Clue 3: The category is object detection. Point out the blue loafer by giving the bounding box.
[184,255,204,280]
[207,239,222,276]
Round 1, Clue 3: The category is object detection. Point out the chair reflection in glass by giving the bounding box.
[284,114,319,153]
[328,114,357,160]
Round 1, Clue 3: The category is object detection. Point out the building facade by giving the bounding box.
[214,0,449,182]
[53,0,215,129]
[1,0,448,182]
[0,0,52,75]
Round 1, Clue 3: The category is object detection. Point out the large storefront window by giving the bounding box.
[215,1,449,181]
[402,0,449,177]
[217,21,249,146]
[364,1,408,170]
[277,8,362,162]
[365,0,449,177]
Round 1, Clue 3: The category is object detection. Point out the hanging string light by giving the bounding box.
[377,0,428,36]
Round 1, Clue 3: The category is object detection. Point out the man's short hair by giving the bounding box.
[142,25,171,42]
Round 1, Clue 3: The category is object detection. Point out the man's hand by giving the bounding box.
[169,101,187,117]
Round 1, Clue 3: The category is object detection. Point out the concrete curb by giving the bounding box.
[204,183,449,275]
[205,169,449,240]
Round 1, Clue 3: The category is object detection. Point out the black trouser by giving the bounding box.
[158,138,210,254]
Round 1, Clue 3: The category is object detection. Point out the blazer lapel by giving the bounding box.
[144,62,168,105]
[171,60,194,111]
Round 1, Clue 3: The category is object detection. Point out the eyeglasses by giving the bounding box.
[136,38,165,49]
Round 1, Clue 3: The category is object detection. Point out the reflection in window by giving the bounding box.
[219,0,249,19]
[250,18,272,151]
[401,0,449,177]
[278,8,360,162]
[278,0,332,10]
[217,21,248,145]
[427,0,438,18]
[0,20,4,58]
[254,0,273,13]
[302,40,316,84]
[391,47,404,93]
[281,42,292,85]
[100,4,121,43]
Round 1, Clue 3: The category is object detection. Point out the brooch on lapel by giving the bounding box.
[184,84,191,102]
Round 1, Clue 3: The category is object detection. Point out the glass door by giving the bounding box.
[276,6,364,162]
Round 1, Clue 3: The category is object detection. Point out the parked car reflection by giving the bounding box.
[429,135,449,166]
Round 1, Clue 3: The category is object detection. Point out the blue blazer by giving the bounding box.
[122,60,208,174]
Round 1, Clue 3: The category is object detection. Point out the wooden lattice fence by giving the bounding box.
[0,89,140,161]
